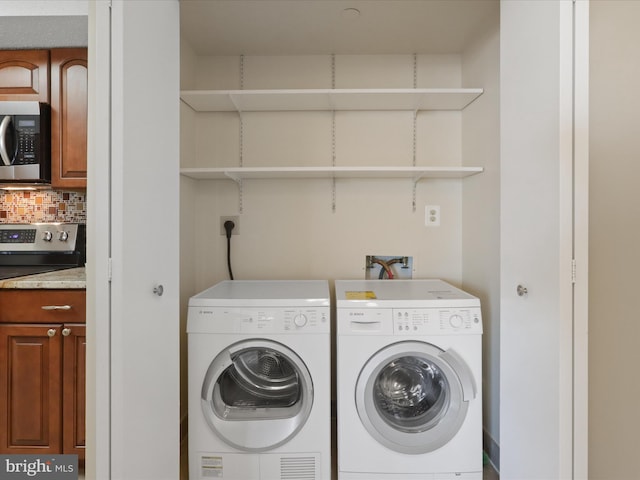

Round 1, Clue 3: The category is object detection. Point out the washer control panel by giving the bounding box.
[392,307,482,335]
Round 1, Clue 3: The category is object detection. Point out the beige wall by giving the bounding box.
[461,16,501,460]
[589,2,640,478]
[182,54,471,290]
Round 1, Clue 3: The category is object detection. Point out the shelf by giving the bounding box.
[180,88,483,112]
[180,166,484,182]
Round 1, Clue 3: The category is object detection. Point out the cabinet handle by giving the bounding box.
[62,328,71,337]
[47,328,56,337]
[41,305,72,311]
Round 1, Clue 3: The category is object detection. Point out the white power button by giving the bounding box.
[449,314,463,329]
[293,314,308,328]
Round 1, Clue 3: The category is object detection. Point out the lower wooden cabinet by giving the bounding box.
[0,290,85,462]
[62,323,86,458]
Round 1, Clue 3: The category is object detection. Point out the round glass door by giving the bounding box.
[355,341,476,454]
[201,339,314,452]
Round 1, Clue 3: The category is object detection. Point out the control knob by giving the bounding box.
[59,231,69,242]
[43,231,53,242]
[293,314,308,328]
[449,314,463,329]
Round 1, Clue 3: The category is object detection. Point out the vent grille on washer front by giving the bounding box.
[280,456,316,479]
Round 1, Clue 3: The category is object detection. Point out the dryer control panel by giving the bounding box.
[188,306,330,334]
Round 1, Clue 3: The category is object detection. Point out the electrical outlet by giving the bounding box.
[425,205,440,227]
[220,216,239,235]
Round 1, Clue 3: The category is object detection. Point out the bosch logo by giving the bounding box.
[349,312,364,317]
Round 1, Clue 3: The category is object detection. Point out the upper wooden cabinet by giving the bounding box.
[0,48,87,189]
[0,50,49,102]
[50,48,88,188]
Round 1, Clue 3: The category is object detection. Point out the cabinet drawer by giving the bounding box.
[0,290,85,323]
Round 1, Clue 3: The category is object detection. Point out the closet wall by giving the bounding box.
[589,2,640,477]
[179,16,500,465]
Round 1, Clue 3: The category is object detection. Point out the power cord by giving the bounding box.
[224,220,235,280]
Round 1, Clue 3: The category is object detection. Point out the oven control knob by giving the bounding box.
[449,314,463,329]
[293,314,308,328]
[43,231,53,242]
[58,231,69,242]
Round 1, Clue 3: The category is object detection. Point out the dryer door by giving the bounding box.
[355,340,476,454]
[201,339,314,452]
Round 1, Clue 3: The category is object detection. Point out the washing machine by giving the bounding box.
[188,280,331,480]
[336,279,483,480]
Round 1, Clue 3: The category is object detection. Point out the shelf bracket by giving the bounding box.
[331,54,337,213]
[331,109,337,213]
[224,172,244,213]
[411,172,426,213]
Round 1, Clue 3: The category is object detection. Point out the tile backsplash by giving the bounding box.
[0,190,86,224]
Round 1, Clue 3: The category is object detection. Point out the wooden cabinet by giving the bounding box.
[50,48,88,188]
[0,48,88,189]
[0,290,86,462]
[62,323,86,458]
[0,50,49,102]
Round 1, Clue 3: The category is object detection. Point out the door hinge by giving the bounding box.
[108,257,113,282]
[571,259,577,284]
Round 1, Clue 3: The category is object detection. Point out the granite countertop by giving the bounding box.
[0,267,86,289]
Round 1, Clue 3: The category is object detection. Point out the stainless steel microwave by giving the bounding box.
[0,101,51,185]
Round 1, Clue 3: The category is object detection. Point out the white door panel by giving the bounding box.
[500,1,587,478]
[88,1,180,478]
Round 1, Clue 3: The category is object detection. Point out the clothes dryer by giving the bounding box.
[188,280,331,480]
[336,279,483,480]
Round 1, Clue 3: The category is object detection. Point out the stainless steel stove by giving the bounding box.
[0,223,86,280]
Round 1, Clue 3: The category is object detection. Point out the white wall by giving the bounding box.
[589,2,640,478]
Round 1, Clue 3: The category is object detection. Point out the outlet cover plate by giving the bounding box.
[425,205,440,227]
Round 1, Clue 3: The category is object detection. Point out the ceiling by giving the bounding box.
[180,0,499,56]
[0,15,87,49]
[0,1,497,55]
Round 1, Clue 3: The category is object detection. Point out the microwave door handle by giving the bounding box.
[0,115,12,166]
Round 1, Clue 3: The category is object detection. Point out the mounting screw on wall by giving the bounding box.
[425,205,440,227]
[220,216,240,235]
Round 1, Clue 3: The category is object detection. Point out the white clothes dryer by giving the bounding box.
[336,279,483,480]
[188,280,331,480]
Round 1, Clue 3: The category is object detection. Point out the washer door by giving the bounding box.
[201,339,313,452]
[355,340,476,454]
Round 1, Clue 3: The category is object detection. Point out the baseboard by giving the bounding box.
[483,428,500,472]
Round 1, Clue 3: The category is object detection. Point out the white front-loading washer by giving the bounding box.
[336,279,483,480]
[188,280,331,480]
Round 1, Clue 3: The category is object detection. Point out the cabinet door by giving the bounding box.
[50,48,88,188]
[0,324,62,454]
[62,323,86,461]
[0,50,49,102]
